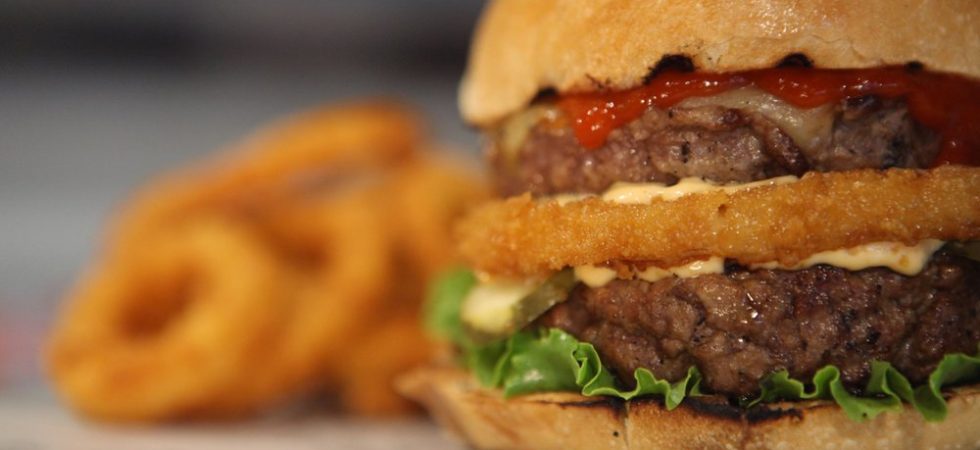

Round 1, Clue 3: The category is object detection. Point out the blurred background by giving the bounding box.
[0,0,482,444]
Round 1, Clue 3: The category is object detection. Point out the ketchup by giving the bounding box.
[557,67,980,166]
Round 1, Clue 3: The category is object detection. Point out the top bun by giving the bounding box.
[460,0,980,126]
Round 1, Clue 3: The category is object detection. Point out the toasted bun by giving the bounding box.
[399,366,980,450]
[460,0,980,126]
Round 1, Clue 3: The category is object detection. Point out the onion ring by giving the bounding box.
[198,187,395,416]
[337,313,434,416]
[386,156,489,281]
[457,166,980,277]
[47,217,286,421]
[46,101,487,420]
[109,101,421,256]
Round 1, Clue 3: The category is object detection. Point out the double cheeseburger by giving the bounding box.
[401,1,980,448]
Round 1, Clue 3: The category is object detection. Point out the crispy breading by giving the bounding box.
[457,166,980,277]
[46,102,487,421]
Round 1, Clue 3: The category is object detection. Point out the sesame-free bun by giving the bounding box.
[460,0,980,126]
[399,366,980,450]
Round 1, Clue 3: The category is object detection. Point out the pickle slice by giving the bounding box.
[949,241,980,262]
[461,269,576,343]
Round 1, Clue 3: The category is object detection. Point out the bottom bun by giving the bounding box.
[398,366,980,450]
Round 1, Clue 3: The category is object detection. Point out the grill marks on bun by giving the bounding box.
[776,53,815,68]
[643,54,697,84]
[460,0,980,126]
[647,53,815,85]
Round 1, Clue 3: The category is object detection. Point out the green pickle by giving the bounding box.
[461,269,576,343]
[949,241,980,262]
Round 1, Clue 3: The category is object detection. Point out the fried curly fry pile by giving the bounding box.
[46,102,488,422]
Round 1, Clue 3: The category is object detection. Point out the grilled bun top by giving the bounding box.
[460,0,980,126]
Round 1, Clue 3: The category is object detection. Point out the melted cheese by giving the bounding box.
[752,239,945,276]
[573,240,945,287]
[638,257,726,282]
[678,87,836,152]
[573,265,619,288]
[504,87,834,155]
[498,105,558,161]
[575,258,728,288]
[601,176,797,204]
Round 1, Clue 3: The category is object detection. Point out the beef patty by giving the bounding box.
[536,251,980,397]
[491,96,940,196]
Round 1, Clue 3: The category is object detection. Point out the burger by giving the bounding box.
[400,1,980,448]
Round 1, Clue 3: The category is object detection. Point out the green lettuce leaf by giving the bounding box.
[575,342,702,408]
[500,329,581,396]
[751,353,980,422]
[425,269,980,421]
[477,328,702,409]
[467,337,509,386]
[423,267,476,345]
[915,352,980,421]
[751,364,902,422]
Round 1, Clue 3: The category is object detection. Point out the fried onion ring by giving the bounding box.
[457,166,980,277]
[337,313,434,416]
[46,101,487,421]
[47,217,286,421]
[386,155,489,281]
[197,187,395,416]
[109,101,421,256]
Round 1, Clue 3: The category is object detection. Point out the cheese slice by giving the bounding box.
[677,87,836,152]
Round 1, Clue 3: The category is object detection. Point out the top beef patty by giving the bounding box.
[490,96,939,196]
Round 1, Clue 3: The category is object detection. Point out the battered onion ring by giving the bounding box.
[198,188,395,415]
[110,101,421,255]
[47,217,286,421]
[457,166,980,277]
[48,101,485,420]
[386,155,489,281]
[337,313,434,416]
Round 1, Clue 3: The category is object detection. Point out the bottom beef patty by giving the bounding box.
[537,250,980,397]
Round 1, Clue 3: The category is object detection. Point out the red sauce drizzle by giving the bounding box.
[557,67,980,166]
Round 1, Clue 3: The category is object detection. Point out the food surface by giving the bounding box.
[49,217,289,420]
[458,166,980,277]
[400,366,980,450]
[46,101,488,421]
[459,0,980,125]
[405,0,980,448]
[492,96,937,196]
[538,251,980,397]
